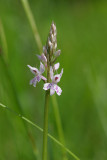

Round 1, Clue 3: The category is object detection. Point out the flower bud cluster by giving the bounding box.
[27,22,63,96]
[48,22,57,51]
[47,22,61,60]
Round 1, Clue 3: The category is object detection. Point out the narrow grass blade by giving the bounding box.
[21,0,42,53]
[0,103,80,160]
[0,21,39,159]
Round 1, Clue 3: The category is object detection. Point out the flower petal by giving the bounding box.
[43,46,47,55]
[52,68,63,83]
[36,75,41,82]
[50,88,55,96]
[54,63,60,70]
[37,53,47,63]
[54,85,62,96]
[30,77,37,87]
[52,74,61,83]
[41,53,47,63]
[43,83,50,90]
[60,68,63,77]
[50,66,54,80]
[27,65,39,75]
[36,54,41,61]
[40,62,45,73]
[41,75,47,81]
[54,50,61,57]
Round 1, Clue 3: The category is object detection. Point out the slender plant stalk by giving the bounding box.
[42,90,50,160]
[0,103,80,160]
[42,54,50,160]
[21,0,42,53]
[0,20,39,159]
[20,1,68,159]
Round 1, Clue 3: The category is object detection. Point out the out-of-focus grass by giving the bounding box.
[0,0,107,159]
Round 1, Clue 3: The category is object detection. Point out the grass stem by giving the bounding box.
[0,20,39,159]
[21,0,42,53]
[0,103,80,160]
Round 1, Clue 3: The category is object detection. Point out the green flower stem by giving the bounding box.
[42,54,50,160]
[42,90,50,160]
[0,103,80,160]
[21,0,42,53]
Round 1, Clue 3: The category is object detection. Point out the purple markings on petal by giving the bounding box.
[36,75,41,82]
[33,70,37,74]
[56,86,62,96]
[43,82,62,96]
[55,85,58,90]
[30,77,37,87]
[43,83,50,90]
[49,83,53,88]
[55,77,59,81]
[53,75,60,83]
[27,65,39,75]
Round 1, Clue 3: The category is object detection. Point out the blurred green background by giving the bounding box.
[0,0,107,159]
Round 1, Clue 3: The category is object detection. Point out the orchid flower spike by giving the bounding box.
[43,64,63,96]
[27,22,63,96]
[27,62,47,87]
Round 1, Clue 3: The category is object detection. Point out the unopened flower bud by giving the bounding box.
[43,46,47,55]
[54,42,57,49]
[48,40,53,48]
[51,23,56,33]
[51,34,56,43]
[54,50,61,57]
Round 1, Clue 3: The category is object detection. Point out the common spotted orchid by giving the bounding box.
[27,22,63,96]
[43,64,63,96]
[27,62,47,87]
[27,22,64,160]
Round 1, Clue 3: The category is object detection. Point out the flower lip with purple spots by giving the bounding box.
[55,77,58,81]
